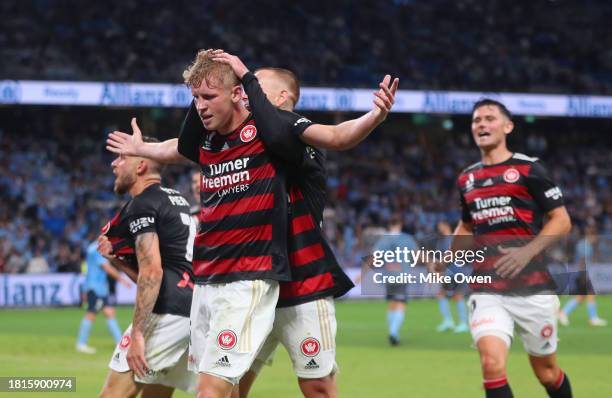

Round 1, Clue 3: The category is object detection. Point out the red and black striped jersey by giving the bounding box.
[457,153,565,293]
[102,184,195,317]
[179,110,293,284]
[242,72,354,306]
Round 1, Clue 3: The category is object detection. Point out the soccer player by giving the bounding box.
[105,49,397,398]
[75,236,130,354]
[433,221,469,333]
[371,215,418,346]
[97,136,197,397]
[452,99,573,398]
[558,223,607,326]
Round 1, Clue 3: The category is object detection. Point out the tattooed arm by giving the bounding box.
[128,232,163,378]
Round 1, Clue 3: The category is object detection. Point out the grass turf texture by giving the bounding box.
[0,297,610,397]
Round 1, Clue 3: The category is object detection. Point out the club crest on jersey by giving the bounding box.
[503,168,520,183]
[540,324,554,338]
[300,337,320,357]
[239,125,257,143]
[217,330,237,350]
[119,335,131,349]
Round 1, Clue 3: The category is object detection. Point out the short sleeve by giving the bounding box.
[177,101,203,163]
[126,196,159,237]
[525,161,565,212]
[457,179,472,223]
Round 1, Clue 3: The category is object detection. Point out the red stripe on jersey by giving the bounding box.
[200,225,272,246]
[486,226,533,236]
[514,208,533,224]
[199,139,265,165]
[201,193,274,222]
[464,184,532,203]
[201,163,276,193]
[290,243,325,267]
[108,237,134,255]
[291,215,316,235]
[193,255,273,275]
[279,272,334,299]
[458,164,531,185]
[289,185,304,202]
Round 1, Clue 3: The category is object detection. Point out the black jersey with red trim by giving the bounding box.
[102,184,195,317]
[241,72,354,306]
[457,153,565,293]
[179,107,295,284]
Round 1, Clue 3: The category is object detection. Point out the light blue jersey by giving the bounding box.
[574,238,593,265]
[84,241,109,297]
[374,232,419,272]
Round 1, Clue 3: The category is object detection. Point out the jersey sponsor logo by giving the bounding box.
[471,196,516,225]
[203,157,252,194]
[294,117,311,126]
[503,168,520,183]
[119,335,131,349]
[540,324,554,338]
[217,330,237,350]
[129,217,155,234]
[239,125,257,143]
[300,337,320,357]
[544,187,562,200]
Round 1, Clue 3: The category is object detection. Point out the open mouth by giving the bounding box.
[200,114,213,122]
[478,131,491,137]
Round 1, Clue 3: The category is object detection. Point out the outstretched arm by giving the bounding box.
[211,50,399,151]
[106,118,188,164]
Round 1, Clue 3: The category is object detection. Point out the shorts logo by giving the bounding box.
[217,330,237,350]
[540,324,554,338]
[239,125,257,143]
[119,335,131,349]
[216,355,231,367]
[300,337,320,357]
[503,168,520,183]
[305,358,319,369]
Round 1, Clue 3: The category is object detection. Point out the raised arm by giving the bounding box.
[106,118,188,164]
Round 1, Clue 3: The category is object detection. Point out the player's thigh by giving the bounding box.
[197,280,279,383]
[140,383,174,398]
[279,297,338,379]
[468,294,514,347]
[100,369,141,398]
[507,295,559,356]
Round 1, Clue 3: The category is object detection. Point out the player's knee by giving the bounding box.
[298,376,338,398]
[479,352,505,378]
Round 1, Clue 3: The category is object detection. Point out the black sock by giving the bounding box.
[547,371,572,398]
[484,377,514,398]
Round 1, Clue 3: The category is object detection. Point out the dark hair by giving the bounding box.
[472,98,512,120]
[140,135,164,174]
[254,67,300,105]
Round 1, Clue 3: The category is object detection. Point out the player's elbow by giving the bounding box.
[555,209,572,235]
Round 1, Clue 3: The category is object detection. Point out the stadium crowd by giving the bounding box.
[1,112,610,274]
[2,0,611,94]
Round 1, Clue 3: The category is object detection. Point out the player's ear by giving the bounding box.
[231,85,244,104]
[136,159,148,175]
[503,119,514,135]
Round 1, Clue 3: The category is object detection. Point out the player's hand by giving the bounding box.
[127,330,149,379]
[97,235,115,260]
[210,50,250,80]
[120,278,132,289]
[372,75,400,123]
[106,118,144,156]
[494,245,535,279]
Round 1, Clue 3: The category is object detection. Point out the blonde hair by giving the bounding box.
[183,49,240,89]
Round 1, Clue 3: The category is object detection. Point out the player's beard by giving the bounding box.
[114,173,136,195]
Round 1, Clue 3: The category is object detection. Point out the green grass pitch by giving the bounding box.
[1,297,611,397]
